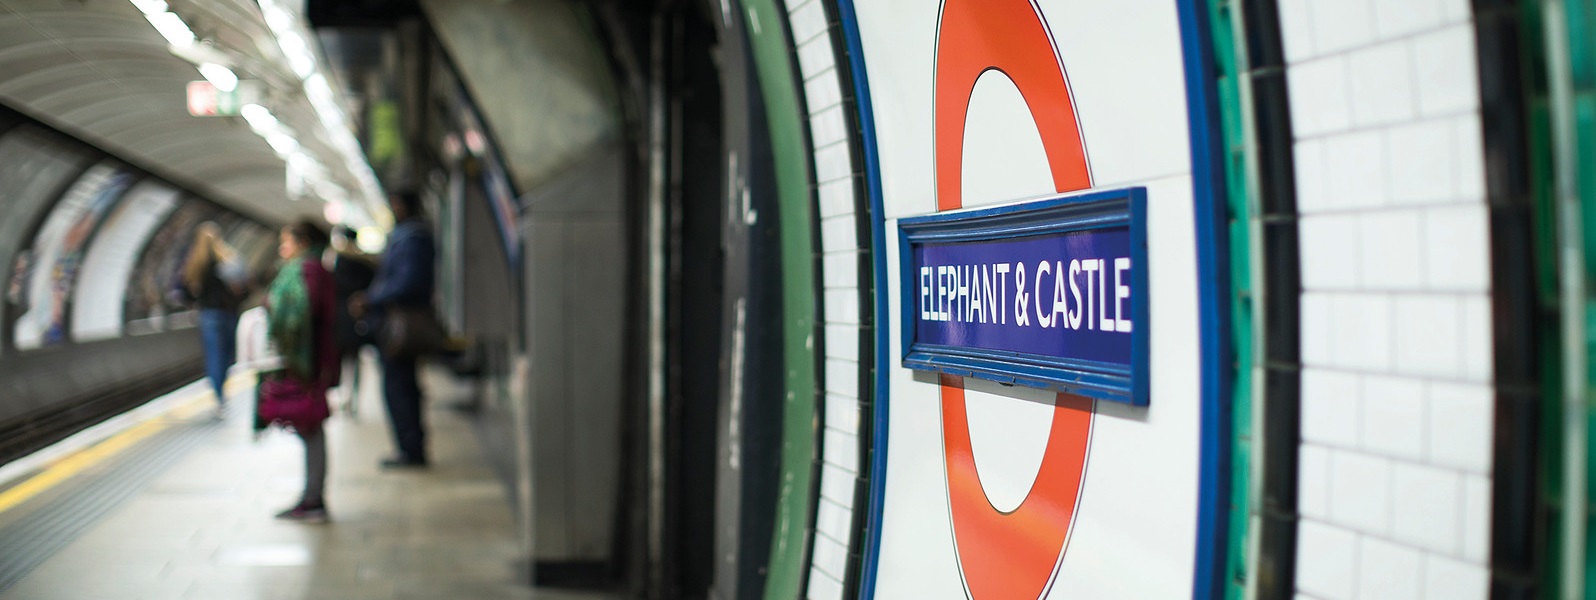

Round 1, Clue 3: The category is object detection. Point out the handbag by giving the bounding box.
[379,304,446,359]
[257,374,330,429]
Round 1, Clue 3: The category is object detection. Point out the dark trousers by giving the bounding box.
[380,354,426,461]
[299,427,327,504]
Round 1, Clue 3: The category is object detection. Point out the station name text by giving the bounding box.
[917,258,1133,332]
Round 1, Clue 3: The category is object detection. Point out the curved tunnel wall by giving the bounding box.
[0,108,275,463]
[721,0,1509,598]
[0,0,1563,598]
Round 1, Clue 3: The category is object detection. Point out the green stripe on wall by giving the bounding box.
[738,1,821,598]
[1206,0,1255,597]
[1532,0,1596,594]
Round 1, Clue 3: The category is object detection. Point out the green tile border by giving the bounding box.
[736,1,823,598]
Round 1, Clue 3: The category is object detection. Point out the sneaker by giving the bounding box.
[274,502,329,523]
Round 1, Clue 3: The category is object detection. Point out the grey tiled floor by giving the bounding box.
[2,367,621,600]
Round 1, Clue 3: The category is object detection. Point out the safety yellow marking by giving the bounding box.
[0,372,256,515]
[0,419,168,514]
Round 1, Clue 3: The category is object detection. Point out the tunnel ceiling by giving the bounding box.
[421,0,620,195]
[0,0,374,225]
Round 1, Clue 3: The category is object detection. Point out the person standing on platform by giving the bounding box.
[353,192,436,469]
[325,225,376,416]
[182,222,247,414]
[261,220,337,522]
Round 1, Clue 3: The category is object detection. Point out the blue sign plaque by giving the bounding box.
[899,187,1148,405]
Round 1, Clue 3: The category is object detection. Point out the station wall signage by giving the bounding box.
[899,186,1148,405]
[186,81,262,117]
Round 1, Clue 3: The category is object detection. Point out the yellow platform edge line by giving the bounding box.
[0,371,256,515]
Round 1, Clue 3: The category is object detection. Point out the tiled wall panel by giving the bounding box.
[782,0,870,597]
[1279,0,1492,597]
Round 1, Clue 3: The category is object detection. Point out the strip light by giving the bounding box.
[145,11,194,47]
[197,63,237,92]
[129,0,168,15]
[256,0,386,225]
[128,0,382,224]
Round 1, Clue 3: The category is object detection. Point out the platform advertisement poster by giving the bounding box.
[71,180,182,342]
[123,200,214,332]
[12,162,135,349]
[855,0,1205,597]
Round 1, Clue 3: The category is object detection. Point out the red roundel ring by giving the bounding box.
[933,0,1095,598]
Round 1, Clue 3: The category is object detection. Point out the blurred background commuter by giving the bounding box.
[325,225,376,416]
[354,191,435,469]
[181,222,246,413]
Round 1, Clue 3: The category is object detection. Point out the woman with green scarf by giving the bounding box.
[260,220,338,522]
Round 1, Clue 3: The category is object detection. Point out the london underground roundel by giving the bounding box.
[934,0,1095,598]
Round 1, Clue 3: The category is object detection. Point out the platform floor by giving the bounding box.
[0,364,618,600]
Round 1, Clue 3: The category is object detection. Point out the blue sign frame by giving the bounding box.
[898,186,1149,405]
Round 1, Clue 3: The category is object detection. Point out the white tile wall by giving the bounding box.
[788,0,828,44]
[820,214,858,252]
[822,252,859,288]
[1297,520,1357,600]
[806,575,842,600]
[1461,475,1491,562]
[824,394,860,434]
[1327,293,1392,371]
[1328,451,1391,533]
[1322,131,1385,211]
[1425,554,1489,600]
[783,2,869,596]
[1347,43,1416,127]
[1301,369,1360,447]
[1412,28,1481,117]
[807,567,844,600]
[1359,376,1425,461]
[1288,57,1354,137]
[1357,211,1422,289]
[1422,205,1490,291]
[1456,119,1487,198]
[1388,462,1461,552]
[824,359,859,402]
[1425,382,1492,473]
[1391,295,1462,377]
[1460,295,1493,379]
[1373,0,1445,39]
[819,178,855,218]
[1308,0,1376,54]
[1299,215,1361,288]
[1294,138,1330,211]
[1277,0,1316,62]
[823,289,861,325]
[1301,292,1333,365]
[1284,6,1493,597]
[1299,444,1332,519]
[1386,119,1454,206]
[1358,537,1423,600]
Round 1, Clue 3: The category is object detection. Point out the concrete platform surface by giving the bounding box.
[0,365,621,600]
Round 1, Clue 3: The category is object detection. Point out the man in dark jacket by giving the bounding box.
[326,225,376,416]
[355,192,436,468]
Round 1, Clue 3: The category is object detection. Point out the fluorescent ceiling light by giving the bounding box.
[277,31,316,79]
[145,12,195,47]
[252,0,387,217]
[261,4,294,33]
[265,131,299,156]
[129,0,168,15]
[240,103,277,130]
[304,73,334,106]
[197,63,237,92]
